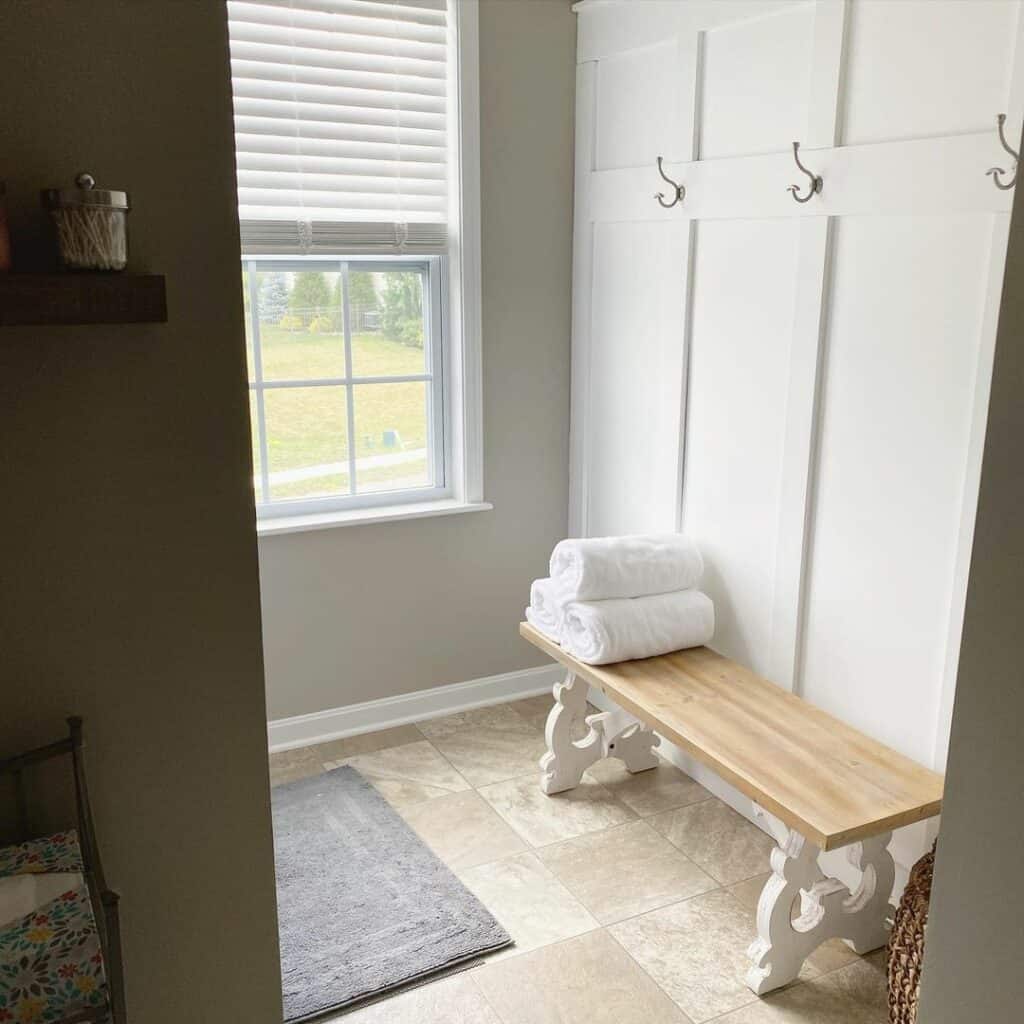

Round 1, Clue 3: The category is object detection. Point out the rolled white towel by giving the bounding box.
[549,534,704,601]
[561,590,714,665]
[524,577,569,642]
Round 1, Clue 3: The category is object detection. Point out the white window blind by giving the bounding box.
[227,0,450,254]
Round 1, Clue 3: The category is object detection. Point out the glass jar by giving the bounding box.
[43,172,130,271]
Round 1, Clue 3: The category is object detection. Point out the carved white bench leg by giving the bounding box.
[745,806,896,995]
[591,707,660,774]
[539,671,659,795]
[540,671,602,794]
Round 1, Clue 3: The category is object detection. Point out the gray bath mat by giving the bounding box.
[272,765,511,1021]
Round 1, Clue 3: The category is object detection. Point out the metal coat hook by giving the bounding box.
[987,113,1019,191]
[787,142,823,203]
[654,156,685,208]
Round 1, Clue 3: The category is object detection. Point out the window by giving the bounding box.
[227,0,481,520]
[243,256,446,509]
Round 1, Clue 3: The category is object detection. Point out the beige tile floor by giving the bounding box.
[269,694,889,1024]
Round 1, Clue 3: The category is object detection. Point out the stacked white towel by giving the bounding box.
[549,534,704,601]
[525,577,570,640]
[526,534,714,665]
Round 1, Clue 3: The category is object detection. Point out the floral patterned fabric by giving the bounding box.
[0,886,108,1023]
[0,835,82,881]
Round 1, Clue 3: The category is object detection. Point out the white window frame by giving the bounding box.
[246,254,450,518]
[444,0,484,509]
[247,0,484,532]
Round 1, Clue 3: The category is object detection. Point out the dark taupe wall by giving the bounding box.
[916,170,1024,1016]
[258,0,577,720]
[0,3,282,1021]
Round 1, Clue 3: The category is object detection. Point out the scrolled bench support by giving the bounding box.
[539,671,659,794]
[746,805,896,995]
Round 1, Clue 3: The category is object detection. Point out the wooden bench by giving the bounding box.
[520,621,944,996]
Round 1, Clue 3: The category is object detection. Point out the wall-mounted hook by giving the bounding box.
[654,156,685,208]
[987,113,1019,191]
[786,142,823,204]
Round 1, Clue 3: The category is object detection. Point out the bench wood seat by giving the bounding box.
[520,621,943,852]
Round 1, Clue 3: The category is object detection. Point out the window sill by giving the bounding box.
[256,498,493,537]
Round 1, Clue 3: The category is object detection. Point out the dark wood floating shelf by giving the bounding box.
[0,272,167,326]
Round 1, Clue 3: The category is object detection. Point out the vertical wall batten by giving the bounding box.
[569,59,598,536]
[674,219,699,535]
[768,217,835,694]
[768,0,848,693]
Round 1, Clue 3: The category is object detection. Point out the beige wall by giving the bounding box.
[916,169,1024,1017]
[259,0,577,721]
[0,3,282,1022]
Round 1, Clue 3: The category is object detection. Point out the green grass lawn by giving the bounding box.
[246,327,431,501]
[252,324,427,380]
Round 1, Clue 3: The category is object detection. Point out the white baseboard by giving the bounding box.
[268,664,565,753]
[588,686,914,899]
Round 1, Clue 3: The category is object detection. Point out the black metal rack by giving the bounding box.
[1,717,127,1023]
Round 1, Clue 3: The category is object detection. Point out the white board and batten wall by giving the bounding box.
[570,0,1024,879]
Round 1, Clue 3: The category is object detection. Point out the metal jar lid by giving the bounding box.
[44,172,129,211]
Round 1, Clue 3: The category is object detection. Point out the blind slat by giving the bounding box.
[230,39,446,80]
[235,115,445,147]
[228,9,446,53]
[231,75,446,113]
[236,0,446,27]
[228,0,450,254]
[236,133,445,162]
[238,172,446,196]
[229,22,445,62]
[234,97,446,134]
[240,187,445,208]
[237,153,446,179]
[233,95,446,133]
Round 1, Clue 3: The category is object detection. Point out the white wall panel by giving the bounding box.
[572,0,1023,881]
[699,2,815,159]
[587,220,689,535]
[681,219,799,677]
[842,0,1018,145]
[595,41,684,170]
[801,215,993,763]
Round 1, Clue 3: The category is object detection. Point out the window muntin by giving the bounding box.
[244,256,447,515]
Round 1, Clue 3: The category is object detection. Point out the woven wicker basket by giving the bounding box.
[887,843,936,1024]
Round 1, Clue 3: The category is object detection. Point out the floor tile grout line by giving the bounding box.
[602,906,818,1024]
[699,957,892,1023]
[454,843,601,924]
[599,920,707,1024]
[464,966,515,1024]
[477,926,685,1009]
[439,789,708,877]
[526,821,722,922]
[597,883,728,932]
[413,734,480,791]
[451,843,535,878]
[605,890,876,1023]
